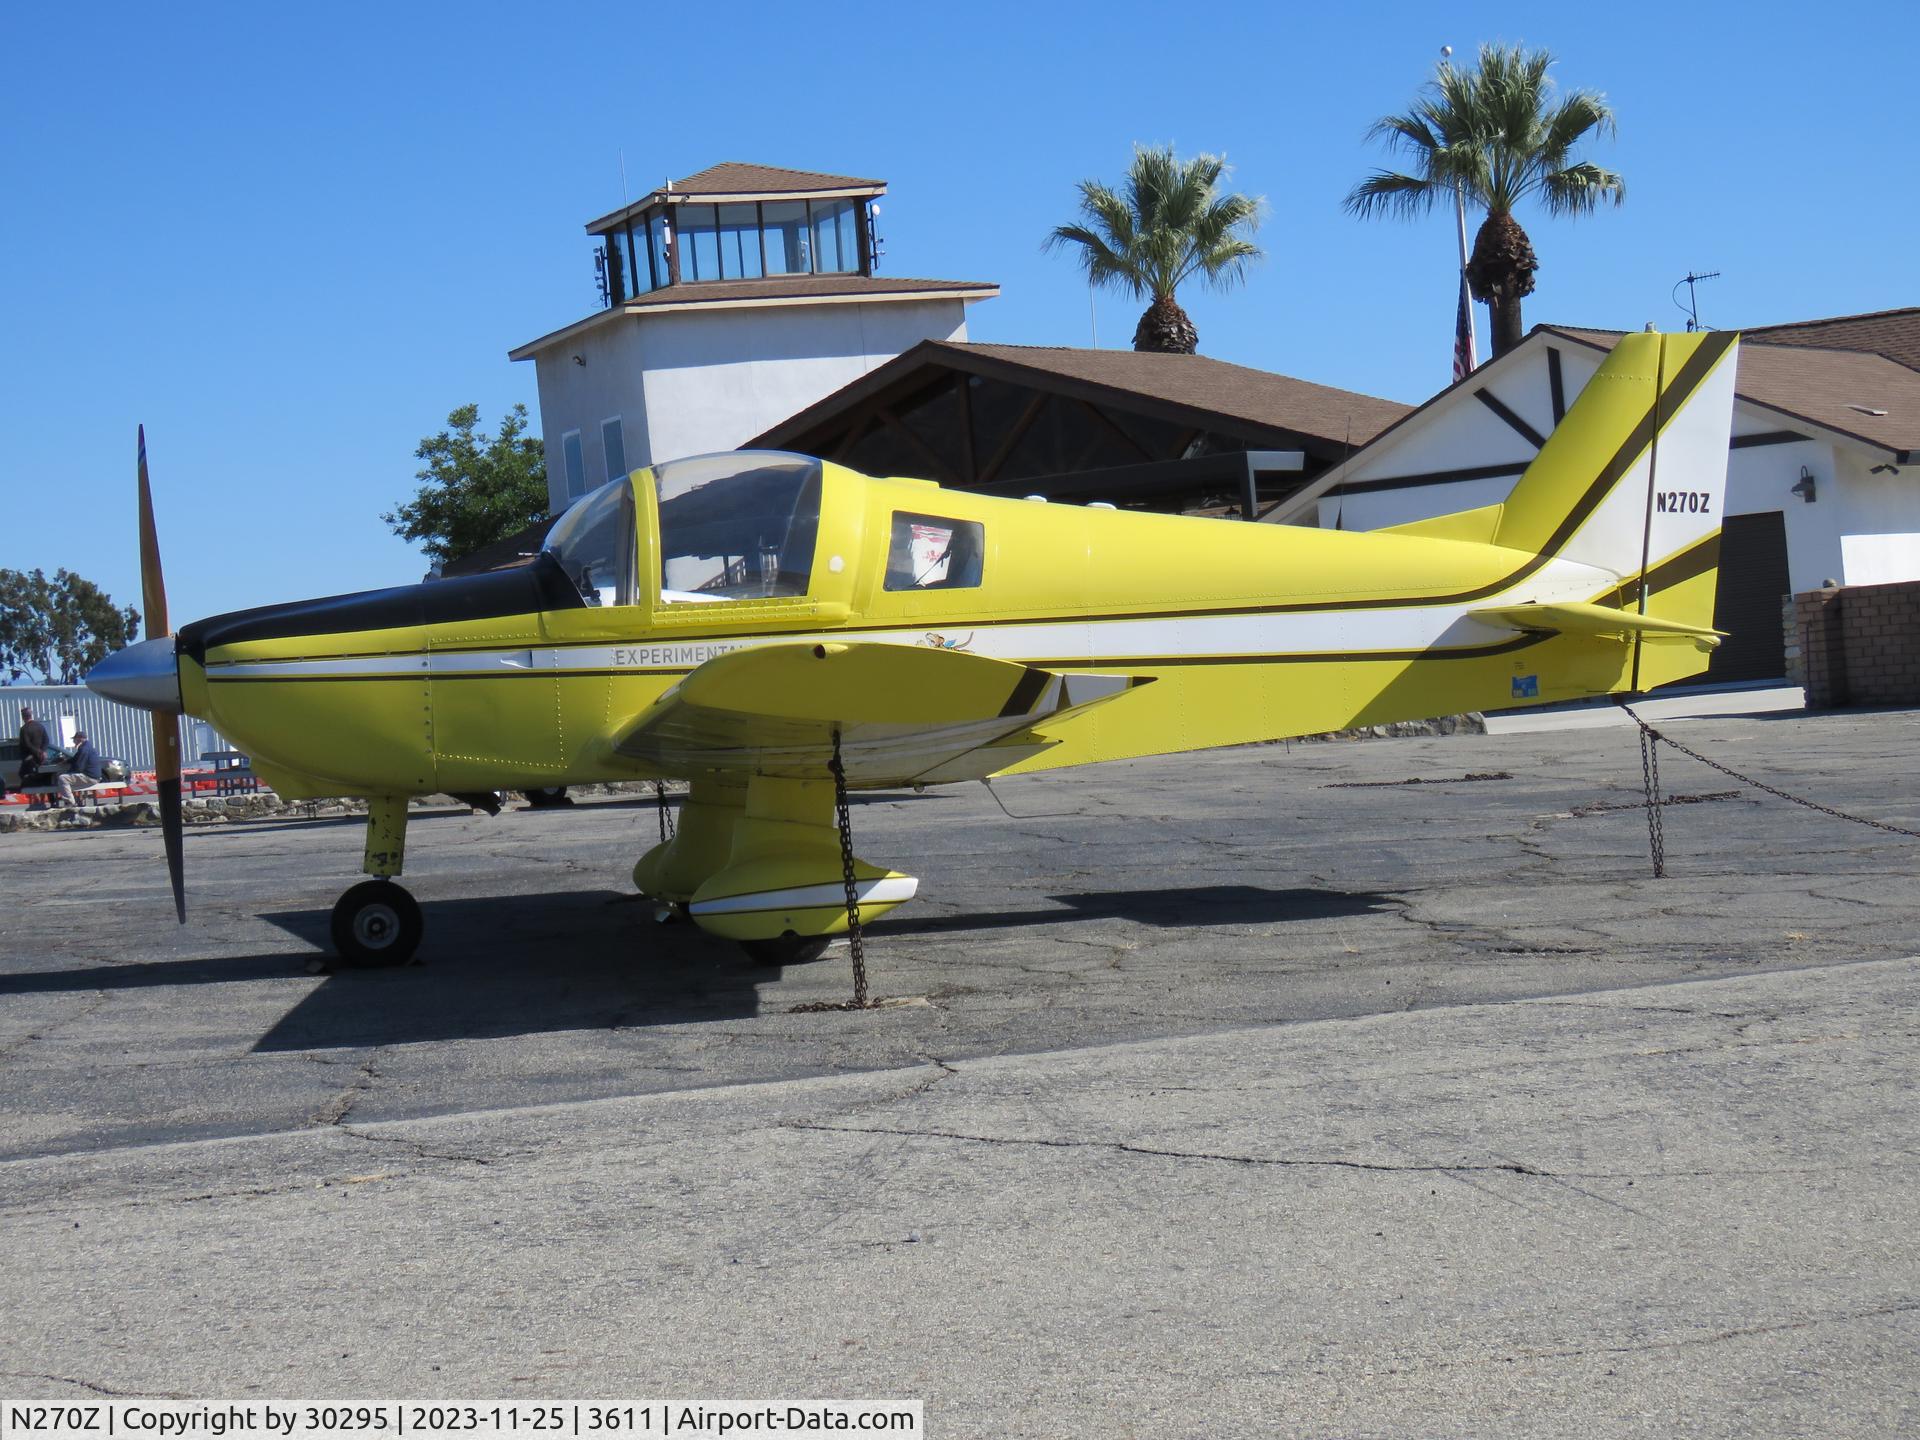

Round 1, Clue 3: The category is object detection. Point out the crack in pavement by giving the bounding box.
[309,1049,380,1127]
[0,1371,190,1398]
[0,992,114,1066]
[334,1124,496,1166]
[781,1121,1549,1177]
[1477,1298,1920,1371]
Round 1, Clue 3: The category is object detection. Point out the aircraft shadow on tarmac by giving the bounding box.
[879,883,1396,936]
[0,890,764,1051]
[245,883,1387,1049]
[248,889,766,1051]
[0,882,1391,1052]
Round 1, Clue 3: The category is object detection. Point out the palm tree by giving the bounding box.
[1344,44,1624,358]
[1047,144,1263,354]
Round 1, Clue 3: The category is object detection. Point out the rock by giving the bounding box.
[1295,713,1488,743]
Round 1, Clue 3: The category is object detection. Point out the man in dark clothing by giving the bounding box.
[18,707,50,787]
[56,730,106,807]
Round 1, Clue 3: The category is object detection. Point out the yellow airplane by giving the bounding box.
[90,330,1738,969]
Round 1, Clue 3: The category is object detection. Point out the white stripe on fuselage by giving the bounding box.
[202,555,1615,682]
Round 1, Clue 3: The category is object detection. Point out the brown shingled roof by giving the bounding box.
[943,343,1410,447]
[622,275,996,310]
[587,162,890,233]
[1537,324,1920,458]
[663,161,885,197]
[1744,307,1920,373]
[1728,342,1920,456]
[753,340,1411,454]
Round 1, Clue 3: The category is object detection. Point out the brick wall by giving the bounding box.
[1793,581,1920,706]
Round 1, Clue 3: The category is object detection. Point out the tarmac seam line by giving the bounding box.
[779,1121,1550,1177]
[5,956,1913,1173]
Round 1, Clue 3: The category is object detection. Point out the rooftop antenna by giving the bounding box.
[1673,270,1720,332]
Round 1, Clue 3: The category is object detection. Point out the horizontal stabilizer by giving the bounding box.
[1471,600,1724,651]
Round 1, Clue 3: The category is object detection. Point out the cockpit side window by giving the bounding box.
[542,479,637,607]
[884,512,985,591]
[654,452,822,602]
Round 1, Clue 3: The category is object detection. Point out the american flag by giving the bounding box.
[1452,271,1477,382]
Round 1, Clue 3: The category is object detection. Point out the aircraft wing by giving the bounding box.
[613,641,1152,785]
[1470,600,1724,650]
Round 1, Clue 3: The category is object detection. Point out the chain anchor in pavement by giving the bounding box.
[1637,717,1667,878]
[1618,701,1920,878]
[829,729,871,1009]
[653,779,675,844]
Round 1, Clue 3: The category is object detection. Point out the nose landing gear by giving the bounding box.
[329,796,423,967]
[331,878,423,967]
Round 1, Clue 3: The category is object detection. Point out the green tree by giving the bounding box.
[384,403,550,566]
[0,568,139,685]
[1046,143,1263,354]
[1344,43,1625,359]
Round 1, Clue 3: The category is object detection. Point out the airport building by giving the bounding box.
[5,684,229,772]
[508,162,998,514]
[1267,309,1920,687]
[749,340,1410,517]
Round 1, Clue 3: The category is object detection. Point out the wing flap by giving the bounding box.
[615,641,1150,784]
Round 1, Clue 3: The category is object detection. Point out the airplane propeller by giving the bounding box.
[137,426,187,923]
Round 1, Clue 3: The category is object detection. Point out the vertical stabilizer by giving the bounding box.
[1491,331,1740,687]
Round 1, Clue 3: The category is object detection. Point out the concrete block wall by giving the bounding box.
[1793,581,1920,707]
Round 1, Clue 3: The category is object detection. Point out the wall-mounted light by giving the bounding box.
[1791,465,1817,503]
[572,354,586,367]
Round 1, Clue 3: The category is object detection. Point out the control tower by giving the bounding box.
[510,162,999,514]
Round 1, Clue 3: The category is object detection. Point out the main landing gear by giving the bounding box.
[329,796,423,967]
[630,749,915,989]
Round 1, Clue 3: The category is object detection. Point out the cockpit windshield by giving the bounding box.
[543,478,637,607]
[654,451,822,602]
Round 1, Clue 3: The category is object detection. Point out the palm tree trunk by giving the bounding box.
[1466,212,1538,359]
[1488,296,1526,357]
[1134,295,1199,354]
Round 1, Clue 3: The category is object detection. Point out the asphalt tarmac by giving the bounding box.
[2,709,1917,1435]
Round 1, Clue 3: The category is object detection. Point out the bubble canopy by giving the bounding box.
[542,452,825,608]
[653,452,823,602]
[542,476,637,607]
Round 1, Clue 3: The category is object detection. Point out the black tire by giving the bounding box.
[523,786,573,808]
[740,933,833,967]
[330,879,424,968]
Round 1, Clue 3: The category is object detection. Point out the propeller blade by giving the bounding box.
[139,426,186,923]
[138,424,169,639]
[154,713,186,924]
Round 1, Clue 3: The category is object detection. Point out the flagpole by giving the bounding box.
[1442,44,1478,372]
[1453,179,1475,369]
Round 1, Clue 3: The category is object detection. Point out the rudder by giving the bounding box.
[1492,331,1740,687]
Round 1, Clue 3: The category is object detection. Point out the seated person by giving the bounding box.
[56,731,107,807]
[924,525,983,588]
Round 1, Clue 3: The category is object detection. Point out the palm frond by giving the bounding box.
[1541,90,1617,163]
[1353,41,1623,226]
[1363,111,1440,157]
[1342,170,1439,221]
[1047,142,1264,307]
[1540,161,1626,216]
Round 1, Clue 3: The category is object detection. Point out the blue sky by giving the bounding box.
[3,0,1914,626]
